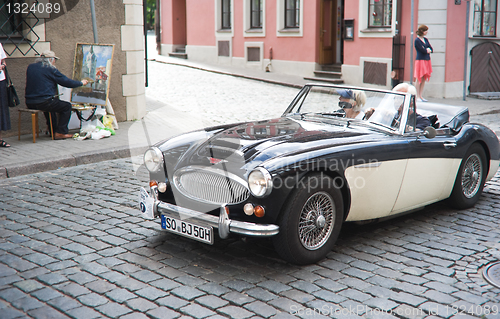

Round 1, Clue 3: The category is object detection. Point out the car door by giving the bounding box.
[392,131,461,213]
[344,138,410,221]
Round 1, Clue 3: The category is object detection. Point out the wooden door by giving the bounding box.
[470,42,500,93]
[319,0,336,65]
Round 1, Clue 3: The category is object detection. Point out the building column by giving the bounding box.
[122,0,146,120]
[417,0,447,98]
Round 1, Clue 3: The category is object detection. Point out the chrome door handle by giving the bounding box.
[444,142,457,148]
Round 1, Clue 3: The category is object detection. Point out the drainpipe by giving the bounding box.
[409,0,414,85]
[90,0,98,43]
[463,0,470,101]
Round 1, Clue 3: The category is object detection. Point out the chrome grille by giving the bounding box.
[173,166,250,205]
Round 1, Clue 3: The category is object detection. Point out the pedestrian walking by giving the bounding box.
[0,43,11,147]
[25,50,88,140]
[414,24,433,102]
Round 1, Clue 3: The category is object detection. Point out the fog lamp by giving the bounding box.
[243,203,254,215]
[157,182,167,193]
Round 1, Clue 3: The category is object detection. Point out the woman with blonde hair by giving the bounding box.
[414,24,433,102]
[337,89,366,119]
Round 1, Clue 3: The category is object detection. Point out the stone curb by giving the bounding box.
[0,145,148,179]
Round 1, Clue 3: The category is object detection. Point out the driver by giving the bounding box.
[392,83,431,131]
[337,89,367,119]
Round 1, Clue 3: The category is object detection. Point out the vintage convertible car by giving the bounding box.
[139,84,500,264]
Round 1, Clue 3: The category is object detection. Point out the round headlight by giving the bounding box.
[248,168,273,198]
[144,147,164,173]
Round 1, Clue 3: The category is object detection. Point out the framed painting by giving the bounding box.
[71,43,114,106]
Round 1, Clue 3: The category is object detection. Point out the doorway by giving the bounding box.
[319,0,341,65]
[470,42,500,93]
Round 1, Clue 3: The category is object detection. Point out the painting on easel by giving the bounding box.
[71,43,114,106]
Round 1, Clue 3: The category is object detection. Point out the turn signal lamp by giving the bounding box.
[254,205,265,218]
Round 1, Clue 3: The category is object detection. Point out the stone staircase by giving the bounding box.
[168,46,187,59]
[304,64,343,84]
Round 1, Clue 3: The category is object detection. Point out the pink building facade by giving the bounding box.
[159,0,500,98]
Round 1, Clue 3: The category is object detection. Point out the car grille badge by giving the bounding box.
[208,157,227,165]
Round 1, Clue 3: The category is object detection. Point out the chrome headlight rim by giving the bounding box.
[248,167,273,198]
[144,147,164,173]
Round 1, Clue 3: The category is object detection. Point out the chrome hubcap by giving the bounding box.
[316,215,326,229]
[462,154,482,199]
[298,191,335,251]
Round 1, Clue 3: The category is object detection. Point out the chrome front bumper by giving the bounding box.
[140,186,279,239]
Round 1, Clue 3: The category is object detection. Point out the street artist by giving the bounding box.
[25,50,88,140]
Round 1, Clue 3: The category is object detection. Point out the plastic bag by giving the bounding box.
[80,117,104,134]
[91,128,112,140]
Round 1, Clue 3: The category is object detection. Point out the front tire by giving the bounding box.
[449,144,487,209]
[273,173,343,265]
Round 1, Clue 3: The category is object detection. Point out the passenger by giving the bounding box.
[392,83,431,131]
[337,89,367,119]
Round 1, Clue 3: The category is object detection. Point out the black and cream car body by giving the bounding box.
[140,84,500,264]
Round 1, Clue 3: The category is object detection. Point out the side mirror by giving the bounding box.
[423,126,437,139]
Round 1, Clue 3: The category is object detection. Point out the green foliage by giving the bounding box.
[146,0,156,30]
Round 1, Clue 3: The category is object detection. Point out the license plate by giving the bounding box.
[161,215,214,245]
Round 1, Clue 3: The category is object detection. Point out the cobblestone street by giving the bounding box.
[1,61,500,318]
[0,156,499,318]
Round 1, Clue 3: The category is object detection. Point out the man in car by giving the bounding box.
[392,83,431,131]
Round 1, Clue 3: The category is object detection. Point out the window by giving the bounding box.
[277,0,302,36]
[244,0,265,36]
[0,0,23,38]
[473,0,497,36]
[368,0,392,28]
[0,0,42,56]
[221,0,231,30]
[250,0,262,29]
[285,0,299,28]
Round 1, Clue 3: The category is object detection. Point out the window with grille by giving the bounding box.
[221,0,231,30]
[250,0,262,29]
[0,0,41,56]
[0,0,23,38]
[368,0,392,28]
[473,0,497,37]
[285,0,299,28]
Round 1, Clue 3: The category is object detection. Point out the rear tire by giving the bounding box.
[449,144,487,209]
[273,173,343,265]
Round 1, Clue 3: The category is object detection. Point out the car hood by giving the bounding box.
[174,116,387,173]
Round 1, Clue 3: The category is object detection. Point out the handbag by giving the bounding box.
[4,66,20,108]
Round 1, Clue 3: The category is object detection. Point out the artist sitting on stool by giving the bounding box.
[25,50,88,140]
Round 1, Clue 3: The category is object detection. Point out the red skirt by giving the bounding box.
[414,60,432,82]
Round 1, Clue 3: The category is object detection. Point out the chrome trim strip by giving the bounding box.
[352,162,382,169]
[155,201,279,237]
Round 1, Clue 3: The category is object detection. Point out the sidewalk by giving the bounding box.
[1,51,499,179]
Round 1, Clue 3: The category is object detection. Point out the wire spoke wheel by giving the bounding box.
[461,153,482,199]
[298,191,335,250]
[449,144,487,209]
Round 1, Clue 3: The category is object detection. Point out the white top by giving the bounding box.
[355,110,365,120]
[0,44,6,82]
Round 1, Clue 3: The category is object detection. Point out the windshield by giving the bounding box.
[284,85,412,132]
